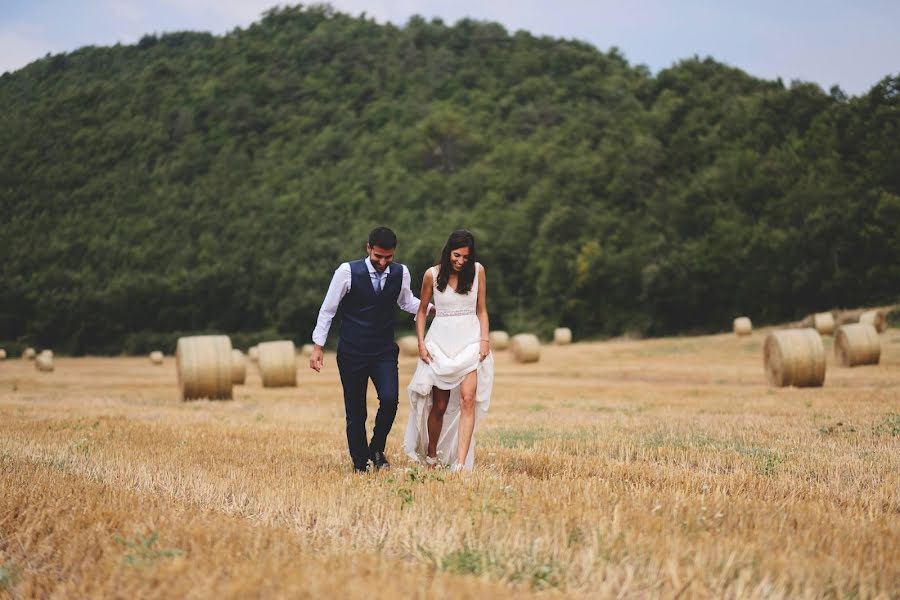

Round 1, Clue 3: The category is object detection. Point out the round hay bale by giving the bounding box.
[248,346,259,362]
[22,347,36,360]
[300,343,315,357]
[489,331,509,350]
[812,312,835,335]
[0,349,6,360]
[35,352,54,372]
[834,323,880,367]
[258,340,297,388]
[397,336,419,357]
[149,351,164,365]
[176,335,233,401]
[835,309,863,326]
[859,310,887,334]
[511,333,541,363]
[763,329,826,388]
[733,317,752,336]
[231,349,247,385]
[553,327,572,345]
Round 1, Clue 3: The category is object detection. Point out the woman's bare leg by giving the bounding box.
[456,370,478,467]
[427,387,450,462]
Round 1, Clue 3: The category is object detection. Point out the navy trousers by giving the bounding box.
[336,345,399,470]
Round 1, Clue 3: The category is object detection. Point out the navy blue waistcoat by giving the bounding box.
[337,259,404,356]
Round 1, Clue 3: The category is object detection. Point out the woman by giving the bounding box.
[404,229,494,472]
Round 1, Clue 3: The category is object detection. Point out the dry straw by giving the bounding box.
[231,349,247,385]
[22,347,36,360]
[248,346,259,362]
[733,317,752,336]
[763,329,826,387]
[859,310,887,333]
[258,340,297,387]
[176,335,233,401]
[834,323,881,367]
[488,331,509,350]
[398,336,419,357]
[149,351,164,365]
[511,333,541,363]
[35,351,54,372]
[554,327,572,345]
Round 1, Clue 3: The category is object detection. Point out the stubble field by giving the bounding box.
[1,328,898,598]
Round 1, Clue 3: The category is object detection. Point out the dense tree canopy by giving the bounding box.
[1,5,898,354]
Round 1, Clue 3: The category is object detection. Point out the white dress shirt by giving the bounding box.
[312,258,426,346]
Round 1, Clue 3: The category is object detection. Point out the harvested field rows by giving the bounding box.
[2,329,899,598]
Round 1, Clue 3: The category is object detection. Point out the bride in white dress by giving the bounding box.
[404,230,494,471]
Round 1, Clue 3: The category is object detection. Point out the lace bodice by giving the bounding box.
[431,263,479,318]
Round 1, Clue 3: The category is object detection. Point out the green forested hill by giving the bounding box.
[1,5,898,354]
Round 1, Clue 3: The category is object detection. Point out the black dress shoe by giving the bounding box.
[372,451,390,471]
[353,462,372,474]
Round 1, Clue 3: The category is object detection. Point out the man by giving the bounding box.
[310,227,432,473]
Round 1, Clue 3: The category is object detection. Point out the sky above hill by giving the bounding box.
[1,0,897,96]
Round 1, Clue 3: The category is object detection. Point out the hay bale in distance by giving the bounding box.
[812,312,835,335]
[300,343,315,357]
[248,346,259,362]
[733,317,752,336]
[35,351,54,372]
[0,349,6,360]
[553,327,572,345]
[22,347,36,360]
[176,335,233,401]
[149,351,164,365]
[398,336,419,357]
[859,310,887,334]
[231,349,247,384]
[834,323,880,367]
[511,334,541,363]
[835,309,863,326]
[763,329,826,388]
[489,331,510,350]
[258,340,297,387]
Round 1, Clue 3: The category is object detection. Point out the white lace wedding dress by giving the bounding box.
[404,263,494,471]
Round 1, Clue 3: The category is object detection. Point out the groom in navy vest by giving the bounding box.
[310,227,432,473]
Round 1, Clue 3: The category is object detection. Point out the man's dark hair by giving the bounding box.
[368,227,397,249]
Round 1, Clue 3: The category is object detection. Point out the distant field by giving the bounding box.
[1,329,898,598]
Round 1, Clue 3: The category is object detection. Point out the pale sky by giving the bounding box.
[1,1,898,96]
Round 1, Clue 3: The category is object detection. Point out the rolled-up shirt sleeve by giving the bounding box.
[397,265,432,316]
[312,263,351,346]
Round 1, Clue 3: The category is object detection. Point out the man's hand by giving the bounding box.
[309,345,325,372]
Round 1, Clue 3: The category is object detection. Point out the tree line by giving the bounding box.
[1,4,898,354]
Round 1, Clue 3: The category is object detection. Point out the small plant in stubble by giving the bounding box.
[115,531,184,566]
[0,561,21,589]
[873,413,900,436]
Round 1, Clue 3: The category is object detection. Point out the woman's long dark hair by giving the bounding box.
[436,229,476,294]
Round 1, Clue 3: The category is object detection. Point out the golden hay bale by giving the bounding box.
[35,352,54,372]
[812,312,835,335]
[763,329,826,388]
[231,349,247,385]
[511,334,541,363]
[859,310,887,334]
[398,336,419,357]
[553,327,572,345]
[176,335,233,401]
[149,351,164,365]
[834,323,880,367]
[301,343,315,357]
[258,340,297,388]
[248,346,259,362]
[733,317,752,336]
[489,331,510,350]
[0,349,6,360]
[22,347,36,360]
